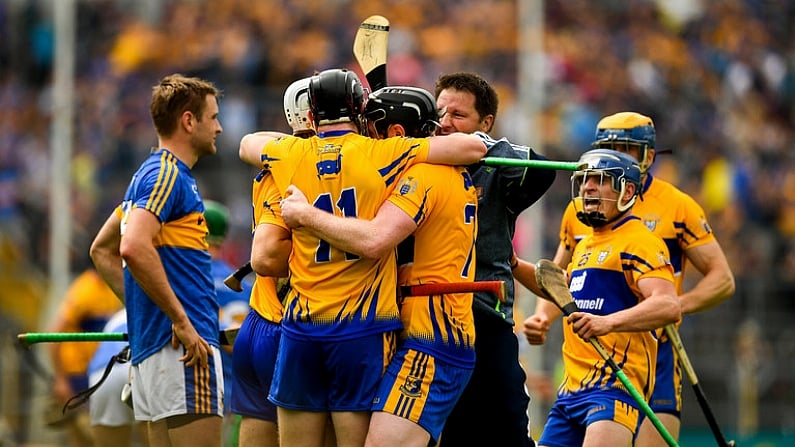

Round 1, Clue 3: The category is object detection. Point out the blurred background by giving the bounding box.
[0,0,793,445]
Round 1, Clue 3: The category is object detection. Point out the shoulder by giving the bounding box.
[650,176,706,212]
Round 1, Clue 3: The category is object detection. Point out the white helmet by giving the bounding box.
[283,77,314,135]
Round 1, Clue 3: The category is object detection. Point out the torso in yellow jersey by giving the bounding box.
[391,164,478,368]
[249,169,286,323]
[559,174,716,293]
[561,216,674,400]
[261,131,430,340]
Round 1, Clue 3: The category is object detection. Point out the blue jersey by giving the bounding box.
[121,149,219,364]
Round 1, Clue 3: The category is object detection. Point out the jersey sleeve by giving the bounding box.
[253,170,287,231]
[133,152,183,222]
[676,189,717,250]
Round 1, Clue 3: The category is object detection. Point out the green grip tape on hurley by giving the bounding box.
[480,157,583,171]
[17,332,128,348]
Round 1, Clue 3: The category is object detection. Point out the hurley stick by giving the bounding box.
[18,328,240,348]
[534,259,680,447]
[480,157,583,171]
[224,261,253,292]
[400,280,506,303]
[353,15,389,91]
[664,324,736,446]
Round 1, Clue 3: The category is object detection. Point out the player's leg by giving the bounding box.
[327,332,395,447]
[580,391,641,447]
[367,347,473,447]
[133,345,224,447]
[583,420,634,447]
[366,412,428,447]
[231,310,280,447]
[636,414,680,447]
[269,335,332,447]
[238,416,278,447]
[167,414,224,447]
[278,408,329,447]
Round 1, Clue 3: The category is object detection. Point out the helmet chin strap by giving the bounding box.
[576,208,631,228]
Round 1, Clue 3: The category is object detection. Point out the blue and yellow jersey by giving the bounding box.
[560,216,674,400]
[259,131,430,340]
[56,269,123,375]
[391,164,478,368]
[559,174,716,293]
[121,149,219,364]
[249,169,286,323]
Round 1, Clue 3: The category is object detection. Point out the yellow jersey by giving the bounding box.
[391,164,478,368]
[561,216,674,400]
[249,169,287,323]
[260,131,431,340]
[559,174,716,293]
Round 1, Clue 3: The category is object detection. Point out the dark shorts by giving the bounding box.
[372,347,473,445]
[441,305,534,446]
[230,310,281,422]
[539,388,640,447]
[649,336,682,417]
[269,331,394,412]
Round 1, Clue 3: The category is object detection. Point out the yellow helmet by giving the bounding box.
[591,112,655,173]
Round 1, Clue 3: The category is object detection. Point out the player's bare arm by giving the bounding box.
[680,240,735,314]
[568,276,680,340]
[281,184,416,260]
[514,256,563,345]
[90,209,125,302]
[239,131,291,167]
[250,221,291,278]
[426,132,487,165]
[119,207,210,368]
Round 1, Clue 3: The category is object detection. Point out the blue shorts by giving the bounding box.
[269,331,395,412]
[649,337,682,416]
[230,310,281,422]
[372,347,472,445]
[539,389,641,447]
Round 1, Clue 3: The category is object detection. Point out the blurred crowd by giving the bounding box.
[1,0,794,439]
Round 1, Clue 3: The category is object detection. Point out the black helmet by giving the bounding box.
[365,86,440,138]
[308,69,365,126]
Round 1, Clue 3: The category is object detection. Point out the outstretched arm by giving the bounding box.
[239,131,290,167]
[281,184,416,259]
[426,132,487,165]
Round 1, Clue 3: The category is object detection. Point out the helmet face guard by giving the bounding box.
[283,77,313,135]
[571,149,641,227]
[591,112,655,173]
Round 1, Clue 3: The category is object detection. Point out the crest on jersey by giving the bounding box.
[398,176,418,195]
[316,143,343,177]
[642,213,660,232]
[399,375,423,398]
[597,246,612,264]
